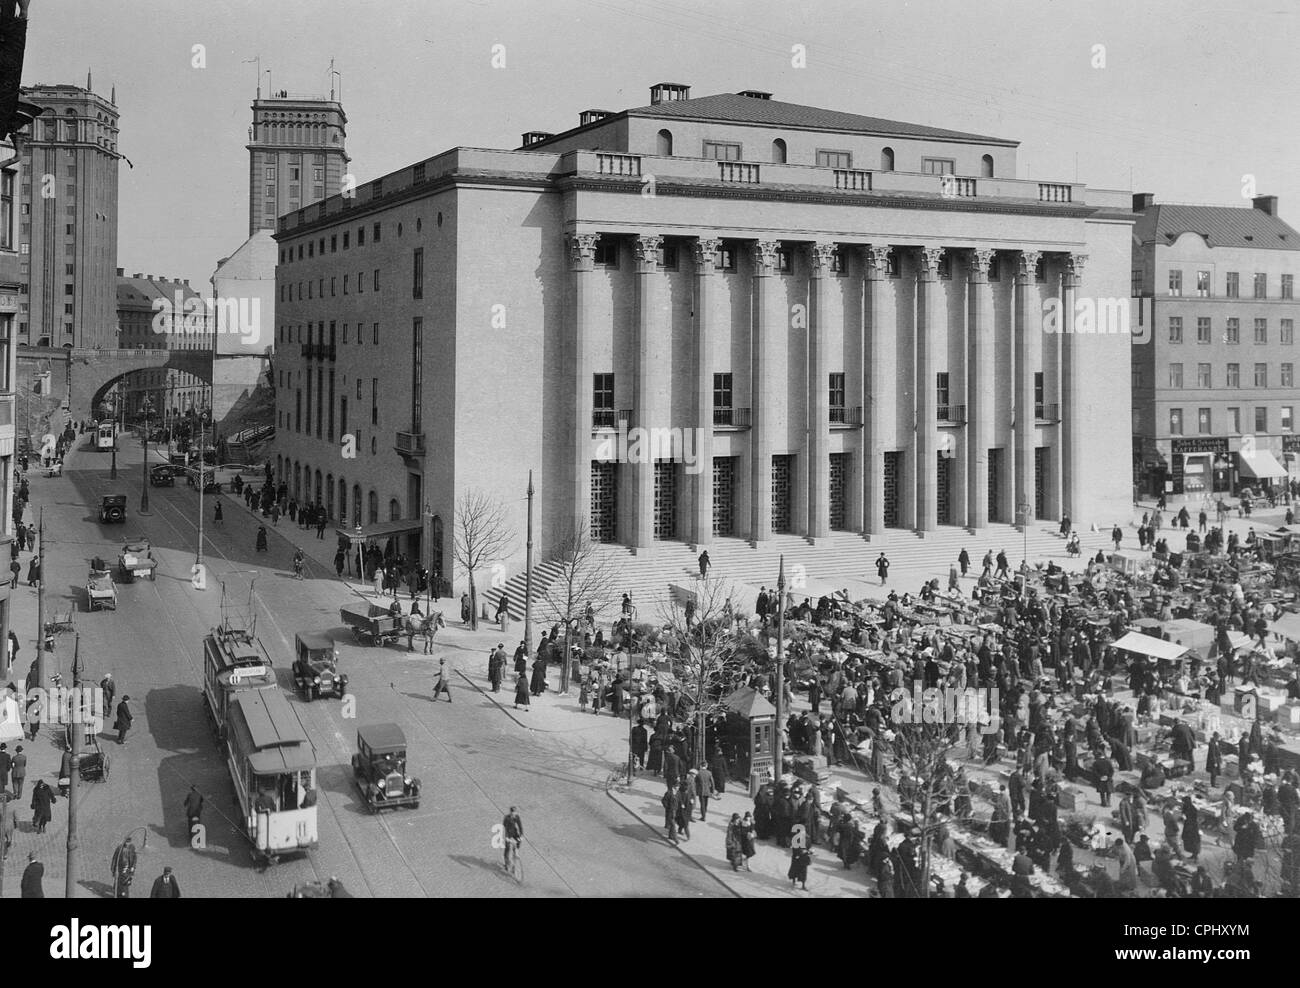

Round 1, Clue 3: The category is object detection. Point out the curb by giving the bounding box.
[604,786,743,899]
[455,668,583,733]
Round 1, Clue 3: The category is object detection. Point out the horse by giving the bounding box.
[418,611,446,654]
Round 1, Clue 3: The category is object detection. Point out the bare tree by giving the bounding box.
[453,489,515,631]
[539,519,620,692]
[657,576,755,770]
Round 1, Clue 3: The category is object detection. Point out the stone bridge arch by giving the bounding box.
[65,347,214,422]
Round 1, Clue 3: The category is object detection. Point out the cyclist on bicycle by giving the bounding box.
[293,547,305,579]
[502,806,523,871]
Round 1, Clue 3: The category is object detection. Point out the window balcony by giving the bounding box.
[395,431,425,457]
[937,404,966,424]
[714,406,750,429]
[592,408,617,430]
[322,344,337,361]
[830,405,863,427]
[300,343,314,359]
[1035,402,1059,423]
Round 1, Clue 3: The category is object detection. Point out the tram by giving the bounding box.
[202,580,276,741]
[225,689,319,866]
[95,421,116,451]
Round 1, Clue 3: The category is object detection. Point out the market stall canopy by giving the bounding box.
[1272,612,1300,643]
[1238,449,1288,479]
[722,685,776,719]
[1112,631,1191,662]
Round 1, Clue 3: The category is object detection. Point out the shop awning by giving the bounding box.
[1112,631,1191,662]
[335,519,424,543]
[1238,449,1288,479]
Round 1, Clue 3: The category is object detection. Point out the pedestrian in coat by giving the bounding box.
[10,745,26,797]
[692,768,714,821]
[631,721,649,770]
[1094,752,1115,806]
[214,501,223,524]
[1118,793,1136,844]
[513,672,530,711]
[698,550,710,580]
[675,780,694,840]
[495,593,510,635]
[876,553,890,585]
[150,867,181,898]
[30,779,55,833]
[663,747,682,790]
[958,547,970,577]
[460,592,471,626]
[788,842,812,890]
[725,814,745,870]
[432,658,453,703]
[0,743,8,792]
[26,555,39,587]
[661,786,679,844]
[100,673,116,714]
[488,646,506,693]
[529,651,548,696]
[115,695,133,744]
[20,853,43,898]
[1181,795,1201,863]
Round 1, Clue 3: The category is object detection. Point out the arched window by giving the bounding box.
[352,485,362,528]
[389,498,401,521]
[314,469,322,505]
[881,147,895,172]
[326,473,334,519]
[338,479,347,525]
[981,154,994,178]
[368,491,379,524]
[656,129,673,156]
[771,138,787,164]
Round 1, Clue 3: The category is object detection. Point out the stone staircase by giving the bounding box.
[490,521,1121,624]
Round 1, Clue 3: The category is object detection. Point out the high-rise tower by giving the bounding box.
[246,88,348,236]
[19,81,120,349]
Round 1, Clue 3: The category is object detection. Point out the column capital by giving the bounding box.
[918,245,946,280]
[809,241,837,277]
[568,233,600,269]
[863,244,892,277]
[633,234,664,270]
[752,240,781,276]
[969,247,996,280]
[1065,252,1088,286]
[1016,249,1043,282]
[693,237,722,271]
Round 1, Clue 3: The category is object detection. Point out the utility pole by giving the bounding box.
[34,506,44,687]
[195,409,205,585]
[775,554,786,780]
[524,470,534,664]
[65,633,81,898]
[109,392,118,480]
[139,397,151,514]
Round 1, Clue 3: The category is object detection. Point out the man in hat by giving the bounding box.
[20,851,43,898]
[150,866,181,898]
[112,836,138,898]
[100,672,116,715]
[114,695,133,745]
[432,658,453,703]
[488,644,507,693]
[692,767,715,822]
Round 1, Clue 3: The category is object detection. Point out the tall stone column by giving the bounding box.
[692,237,721,547]
[807,242,835,541]
[1062,253,1088,522]
[569,233,599,538]
[632,234,663,554]
[916,246,944,534]
[967,248,995,531]
[863,245,891,540]
[750,240,781,544]
[1015,250,1043,526]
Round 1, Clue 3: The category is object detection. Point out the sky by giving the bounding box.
[22,0,1300,287]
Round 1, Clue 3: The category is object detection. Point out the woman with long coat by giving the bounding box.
[529,649,548,696]
[739,813,757,867]
[513,672,530,711]
[590,672,606,715]
[30,779,55,833]
[647,734,664,776]
[1181,795,1202,863]
[725,814,746,871]
[787,841,811,890]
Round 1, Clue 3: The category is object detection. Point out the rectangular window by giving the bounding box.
[357,226,365,246]
[373,322,379,345]
[1226,271,1239,298]
[1254,363,1268,387]
[265,184,274,196]
[937,254,952,280]
[327,370,335,442]
[330,277,336,297]
[1283,274,1294,299]
[886,253,900,278]
[703,141,741,161]
[1255,318,1267,343]
[340,396,347,437]
[659,242,678,270]
[373,269,380,292]
[816,149,852,169]
[1168,270,1182,296]
[829,372,846,422]
[921,158,955,174]
[373,222,381,242]
[1198,408,1212,434]
[314,167,323,182]
[1196,317,1211,343]
[295,390,301,432]
[713,246,737,272]
[265,166,274,181]
[1229,407,1241,433]
[1283,319,1295,344]
[343,274,349,295]
[1168,363,1183,388]
[357,271,363,294]
[343,231,349,250]
[412,318,423,434]
[342,323,348,344]
[1197,363,1211,388]
[712,373,734,426]
[1283,363,1295,388]
[1283,406,1294,432]
[1255,407,1268,433]
[1226,318,1239,344]
[989,255,1000,281]
[1169,408,1183,435]
[412,248,424,298]
[1196,271,1210,296]
[1131,270,1142,296]
[330,235,337,253]
[1034,371,1045,417]
[776,249,792,273]
[594,240,618,267]
[371,378,379,426]
[1254,272,1267,298]
[0,170,12,249]
[593,373,615,412]
[1168,316,1182,343]
[830,249,845,273]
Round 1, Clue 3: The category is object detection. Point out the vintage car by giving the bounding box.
[351,724,420,812]
[292,632,348,701]
[149,464,175,487]
[99,494,127,524]
[118,540,157,582]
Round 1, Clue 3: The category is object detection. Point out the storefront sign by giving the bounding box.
[1171,437,1228,455]
[1283,435,1300,453]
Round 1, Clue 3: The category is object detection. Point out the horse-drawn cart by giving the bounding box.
[87,564,116,611]
[118,540,157,582]
[339,604,403,647]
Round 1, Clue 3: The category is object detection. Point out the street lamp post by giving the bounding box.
[109,392,118,480]
[774,554,786,780]
[139,397,152,514]
[524,470,534,664]
[65,634,82,898]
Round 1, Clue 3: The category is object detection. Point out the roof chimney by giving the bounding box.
[738,90,772,100]
[579,109,613,126]
[1132,192,1155,212]
[650,82,690,105]
[520,131,553,147]
[1252,195,1278,217]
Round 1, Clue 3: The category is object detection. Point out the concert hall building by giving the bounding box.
[270,83,1135,584]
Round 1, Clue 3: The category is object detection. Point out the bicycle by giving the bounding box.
[504,837,523,884]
